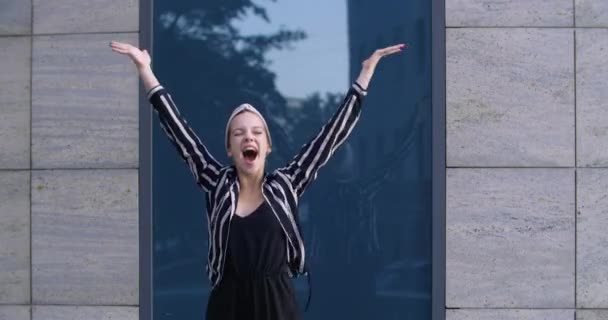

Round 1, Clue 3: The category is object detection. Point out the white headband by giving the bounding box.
[225,103,272,149]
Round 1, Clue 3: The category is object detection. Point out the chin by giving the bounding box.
[237,163,263,176]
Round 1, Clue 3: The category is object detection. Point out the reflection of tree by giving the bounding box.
[155,0,307,164]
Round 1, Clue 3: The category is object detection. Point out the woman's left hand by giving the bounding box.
[356,43,409,90]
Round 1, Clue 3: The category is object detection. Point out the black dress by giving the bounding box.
[206,201,301,320]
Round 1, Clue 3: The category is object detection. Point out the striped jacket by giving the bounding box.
[147,82,367,287]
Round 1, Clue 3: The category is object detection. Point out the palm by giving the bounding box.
[355,43,408,90]
[362,44,407,70]
[109,41,151,69]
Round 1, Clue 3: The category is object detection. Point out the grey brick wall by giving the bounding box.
[446,0,608,319]
[0,0,140,318]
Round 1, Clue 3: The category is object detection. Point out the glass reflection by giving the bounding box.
[152,0,432,319]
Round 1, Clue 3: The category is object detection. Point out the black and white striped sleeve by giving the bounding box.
[148,85,223,192]
[278,82,367,197]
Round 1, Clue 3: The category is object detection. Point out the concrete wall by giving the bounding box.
[446,0,608,319]
[0,0,140,319]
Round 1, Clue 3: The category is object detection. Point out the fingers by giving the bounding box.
[362,43,408,68]
[386,44,407,52]
[376,43,409,57]
[110,46,128,54]
[109,41,139,54]
[109,41,128,54]
[109,40,127,49]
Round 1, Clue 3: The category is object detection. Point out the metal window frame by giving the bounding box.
[431,0,447,319]
[138,0,153,318]
[138,0,446,318]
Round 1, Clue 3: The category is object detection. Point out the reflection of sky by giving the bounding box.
[233,0,348,98]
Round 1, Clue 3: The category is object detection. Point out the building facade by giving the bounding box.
[0,0,607,319]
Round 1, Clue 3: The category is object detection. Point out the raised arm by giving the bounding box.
[110,41,223,192]
[277,44,407,197]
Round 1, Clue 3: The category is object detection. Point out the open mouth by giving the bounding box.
[242,147,258,162]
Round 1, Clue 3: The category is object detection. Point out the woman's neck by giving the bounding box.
[237,170,264,193]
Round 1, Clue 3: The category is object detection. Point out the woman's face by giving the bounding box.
[227,111,271,177]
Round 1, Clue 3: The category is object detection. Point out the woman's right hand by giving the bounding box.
[110,40,160,91]
[110,41,151,70]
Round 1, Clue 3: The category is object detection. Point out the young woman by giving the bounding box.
[110,40,405,320]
